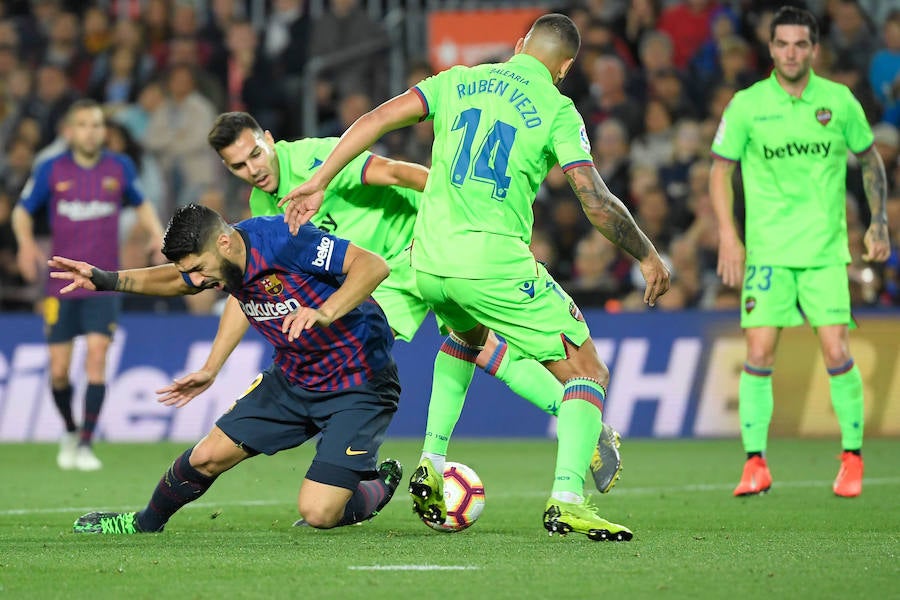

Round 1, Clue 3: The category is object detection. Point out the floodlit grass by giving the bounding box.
[0,438,897,599]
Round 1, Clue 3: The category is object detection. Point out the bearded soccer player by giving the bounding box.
[710,7,889,498]
[201,112,624,515]
[12,99,165,471]
[51,204,403,533]
[279,14,670,541]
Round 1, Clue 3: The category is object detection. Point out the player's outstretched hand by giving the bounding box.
[282,306,332,341]
[862,223,890,263]
[48,256,98,293]
[157,370,215,408]
[640,253,671,307]
[717,234,746,288]
[278,181,325,235]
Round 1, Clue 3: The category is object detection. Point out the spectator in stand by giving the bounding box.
[657,0,717,70]
[113,80,165,143]
[87,45,145,106]
[17,63,79,149]
[827,0,878,76]
[648,66,700,121]
[0,136,35,198]
[310,0,390,105]
[579,54,643,138]
[87,20,156,102]
[569,230,632,303]
[690,6,740,81]
[40,11,92,93]
[615,0,661,63]
[200,0,241,61]
[630,30,676,101]
[167,35,226,111]
[144,0,172,66]
[660,119,705,229]
[143,64,218,212]
[592,118,632,202]
[262,0,309,137]
[870,12,900,122]
[81,5,112,60]
[630,98,675,170]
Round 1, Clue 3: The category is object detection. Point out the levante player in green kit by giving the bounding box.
[281,15,670,541]
[159,112,625,526]
[710,7,890,498]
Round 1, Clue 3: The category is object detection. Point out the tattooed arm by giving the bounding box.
[565,165,670,305]
[857,147,891,262]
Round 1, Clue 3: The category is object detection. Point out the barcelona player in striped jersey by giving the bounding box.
[11,99,165,471]
[50,204,404,534]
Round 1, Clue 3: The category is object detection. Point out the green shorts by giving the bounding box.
[415,262,590,362]
[372,252,445,342]
[741,263,851,328]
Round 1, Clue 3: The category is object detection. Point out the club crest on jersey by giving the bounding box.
[260,274,284,295]
[102,177,120,191]
[569,301,584,322]
[745,296,757,314]
[815,107,832,126]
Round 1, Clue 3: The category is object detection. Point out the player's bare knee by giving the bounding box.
[187,442,229,477]
[823,349,852,370]
[296,500,340,529]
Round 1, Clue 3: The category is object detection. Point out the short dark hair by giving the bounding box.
[66,98,103,121]
[770,6,819,45]
[162,203,227,262]
[532,13,581,57]
[208,112,264,153]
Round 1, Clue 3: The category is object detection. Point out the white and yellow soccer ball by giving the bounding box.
[423,462,485,533]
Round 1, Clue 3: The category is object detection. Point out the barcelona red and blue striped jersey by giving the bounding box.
[19,150,145,298]
[228,217,393,392]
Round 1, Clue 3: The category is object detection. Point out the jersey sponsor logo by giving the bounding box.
[238,297,301,321]
[102,176,120,192]
[316,212,338,233]
[815,107,832,126]
[762,141,831,159]
[311,236,334,269]
[57,199,117,221]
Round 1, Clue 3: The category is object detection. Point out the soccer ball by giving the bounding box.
[423,461,485,533]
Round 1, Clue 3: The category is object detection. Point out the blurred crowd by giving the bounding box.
[1,0,900,315]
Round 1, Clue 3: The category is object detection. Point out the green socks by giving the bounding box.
[483,341,562,416]
[552,379,606,496]
[421,336,480,456]
[739,365,774,454]
[828,361,864,451]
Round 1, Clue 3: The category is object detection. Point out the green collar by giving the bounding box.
[507,53,553,83]
[767,68,821,104]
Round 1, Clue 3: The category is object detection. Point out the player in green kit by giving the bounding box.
[157,112,623,522]
[710,7,890,498]
[281,15,670,541]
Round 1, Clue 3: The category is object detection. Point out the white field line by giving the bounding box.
[348,566,479,571]
[2,477,898,517]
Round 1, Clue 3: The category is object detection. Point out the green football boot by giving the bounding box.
[408,457,446,524]
[543,497,633,542]
[73,511,142,534]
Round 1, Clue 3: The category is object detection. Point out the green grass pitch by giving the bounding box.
[0,437,897,599]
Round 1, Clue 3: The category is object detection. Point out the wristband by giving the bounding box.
[90,267,119,291]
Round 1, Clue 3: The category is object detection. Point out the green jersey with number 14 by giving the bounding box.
[411,53,594,279]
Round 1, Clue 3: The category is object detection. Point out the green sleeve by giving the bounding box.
[413,67,459,120]
[711,93,749,161]
[329,150,375,193]
[843,88,875,154]
[249,188,282,217]
[550,102,594,168]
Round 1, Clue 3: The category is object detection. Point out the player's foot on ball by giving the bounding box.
[408,457,446,524]
[73,511,142,534]
[590,423,622,493]
[733,455,772,496]
[833,451,863,498]
[542,497,632,542]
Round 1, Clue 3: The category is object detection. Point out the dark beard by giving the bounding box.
[221,259,245,291]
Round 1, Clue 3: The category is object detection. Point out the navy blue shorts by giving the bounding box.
[43,296,121,343]
[216,361,400,479]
